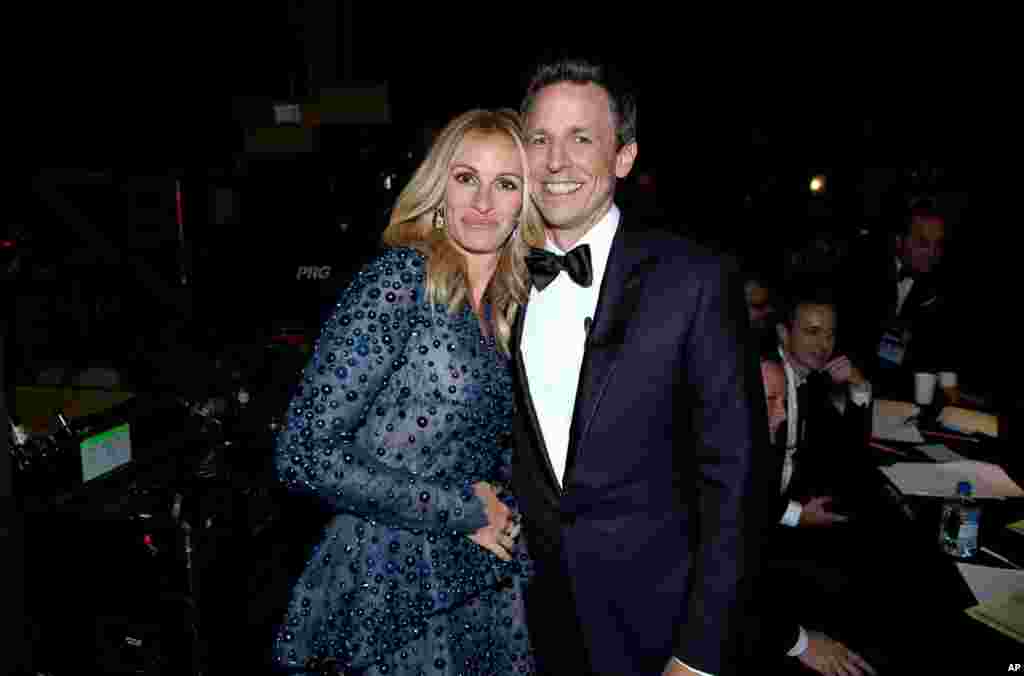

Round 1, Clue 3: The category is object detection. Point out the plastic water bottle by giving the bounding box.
[939,481,981,558]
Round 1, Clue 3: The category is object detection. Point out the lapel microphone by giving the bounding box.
[584,316,593,337]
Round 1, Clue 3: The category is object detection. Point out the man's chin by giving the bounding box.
[535,203,579,227]
[911,260,934,275]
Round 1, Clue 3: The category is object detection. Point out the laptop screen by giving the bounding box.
[79,423,132,482]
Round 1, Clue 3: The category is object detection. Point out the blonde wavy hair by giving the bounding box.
[383,109,544,355]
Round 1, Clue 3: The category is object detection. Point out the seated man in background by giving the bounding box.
[762,353,848,530]
[745,275,777,331]
[843,202,958,397]
[760,358,876,676]
[774,282,873,514]
[743,269,782,363]
[762,282,958,672]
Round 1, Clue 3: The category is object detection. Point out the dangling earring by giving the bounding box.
[433,206,446,231]
[502,221,519,248]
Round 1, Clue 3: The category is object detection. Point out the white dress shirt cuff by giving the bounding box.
[671,657,714,676]
[787,626,810,657]
[849,381,872,408]
[781,500,803,527]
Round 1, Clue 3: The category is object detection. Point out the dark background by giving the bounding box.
[6,7,995,390]
[3,8,1011,674]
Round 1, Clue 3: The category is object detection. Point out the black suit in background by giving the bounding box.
[841,248,958,399]
[511,217,773,676]
[789,371,874,506]
[757,369,875,661]
[760,366,963,671]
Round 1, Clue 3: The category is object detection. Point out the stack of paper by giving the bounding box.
[915,443,967,463]
[872,399,924,443]
[876,399,919,419]
[966,592,1024,644]
[879,460,1024,499]
[958,563,1024,604]
[939,406,1000,438]
[958,563,1024,644]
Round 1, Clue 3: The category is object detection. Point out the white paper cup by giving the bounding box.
[938,371,958,389]
[914,372,937,405]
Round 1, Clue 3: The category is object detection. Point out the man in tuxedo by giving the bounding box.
[845,205,953,396]
[745,275,777,331]
[510,56,768,676]
[773,284,874,524]
[759,359,876,676]
[765,286,942,671]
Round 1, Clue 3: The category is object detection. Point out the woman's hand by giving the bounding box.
[467,482,520,561]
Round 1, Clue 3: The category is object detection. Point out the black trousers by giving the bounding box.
[759,486,963,673]
[522,553,594,676]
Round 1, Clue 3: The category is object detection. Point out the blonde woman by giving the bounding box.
[271,109,543,675]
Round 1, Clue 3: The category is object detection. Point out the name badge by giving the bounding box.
[878,325,911,368]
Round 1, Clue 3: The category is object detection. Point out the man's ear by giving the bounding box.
[615,142,638,179]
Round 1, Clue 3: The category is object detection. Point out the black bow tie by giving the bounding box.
[526,245,593,291]
[806,369,831,390]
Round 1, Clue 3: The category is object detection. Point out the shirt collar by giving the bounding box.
[778,346,809,387]
[779,348,801,452]
[546,204,620,289]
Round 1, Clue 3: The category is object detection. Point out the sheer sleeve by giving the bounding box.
[274,248,488,534]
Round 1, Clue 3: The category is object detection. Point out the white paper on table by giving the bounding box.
[876,399,919,419]
[915,443,967,463]
[872,400,924,443]
[940,406,999,438]
[965,587,1024,644]
[879,460,1024,499]
[957,563,1024,604]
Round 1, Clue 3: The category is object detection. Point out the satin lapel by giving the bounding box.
[563,222,656,485]
[512,298,562,495]
[900,274,939,320]
[888,260,901,319]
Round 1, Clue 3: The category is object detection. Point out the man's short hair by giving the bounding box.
[520,54,637,149]
[891,195,947,238]
[777,279,839,328]
[743,262,781,294]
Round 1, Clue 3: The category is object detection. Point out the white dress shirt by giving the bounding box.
[778,349,871,528]
[778,352,812,658]
[522,205,619,486]
[776,350,870,659]
[895,258,915,317]
[779,350,806,528]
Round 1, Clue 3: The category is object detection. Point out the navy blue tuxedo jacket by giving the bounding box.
[511,217,772,676]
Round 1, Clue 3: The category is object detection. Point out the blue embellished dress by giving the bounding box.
[271,247,535,675]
